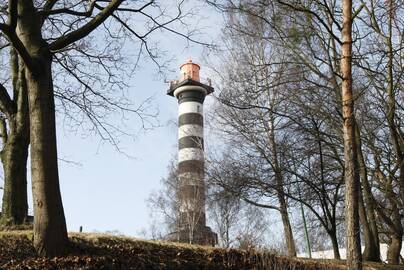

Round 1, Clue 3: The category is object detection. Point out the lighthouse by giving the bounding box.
[167,59,217,246]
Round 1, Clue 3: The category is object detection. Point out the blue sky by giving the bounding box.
[0,1,288,247]
[46,1,222,236]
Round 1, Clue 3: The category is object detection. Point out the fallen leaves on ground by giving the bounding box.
[0,231,399,270]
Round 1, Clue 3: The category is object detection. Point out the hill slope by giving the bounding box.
[0,231,402,270]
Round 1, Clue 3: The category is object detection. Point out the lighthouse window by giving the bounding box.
[197,105,201,113]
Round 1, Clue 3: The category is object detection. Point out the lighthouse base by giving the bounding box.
[167,225,218,247]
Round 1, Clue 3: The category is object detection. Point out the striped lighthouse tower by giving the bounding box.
[168,59,217,246]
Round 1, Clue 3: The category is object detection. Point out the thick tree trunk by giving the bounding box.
[0,50,30,226]
[0,130,29,225]
[341,0,362,269]
[17,0,68,256]
[387,234,403,265]
[26,57,69,256]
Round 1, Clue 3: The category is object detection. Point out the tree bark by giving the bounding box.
[0,128,29,225]
[385,4,404,256]
[275,167,296,257]
[341,0,362,269]
[329,230,341,260]
[361,180,380,261]
[380,1,403,264]
[26,55,69,257]
[387,234,403,265]
[278,199,297,257]
[316,124,341,260]
[16,0,68,256]
[269,115,296,257]
[0,50,29,226]
[356,127,380,262]
[358,189,377,261]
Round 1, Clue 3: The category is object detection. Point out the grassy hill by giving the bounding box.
[0,231,402,270]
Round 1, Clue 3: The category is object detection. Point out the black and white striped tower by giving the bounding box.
[168,59,217,246]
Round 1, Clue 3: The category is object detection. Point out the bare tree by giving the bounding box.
[234,204,270,250]
[0,48,29,226]
[149,154,269,249]
[148,159,181,239]
[207,182,241,248]
[178,181,205,244]
[0,0,210,256]
[0,2,157,228]
[355,0,404,264]
[340,2,362,268]
[149,156,207,245]
[206,1,366,267]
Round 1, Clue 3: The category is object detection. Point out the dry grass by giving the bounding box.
[0,231,403,270]
[0,223,33,231]
[295,258,403,270]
